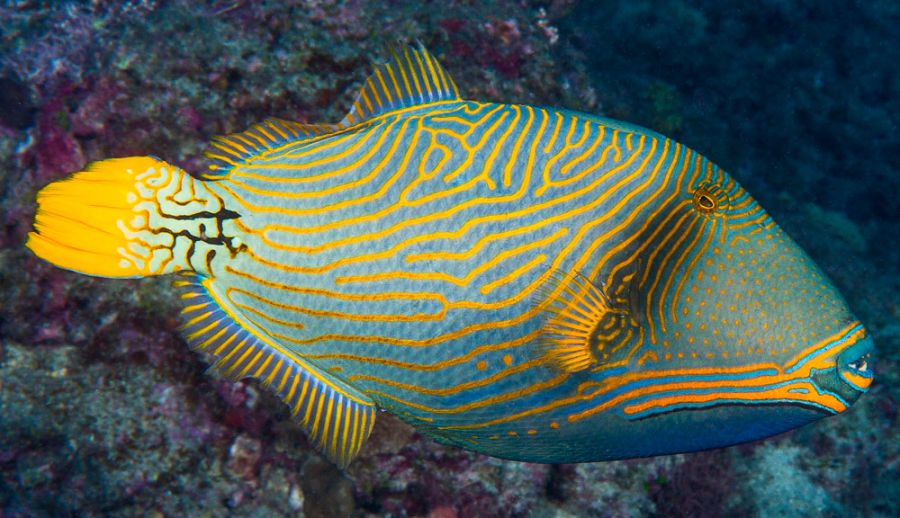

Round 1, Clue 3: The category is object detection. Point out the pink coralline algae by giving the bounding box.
[69,78,128,138]
[215,379,273,436]
[177,105,204,132]
[151,383,226,446]
[227,434,264,480]
[33,95,86,185]
[20,76,134,189]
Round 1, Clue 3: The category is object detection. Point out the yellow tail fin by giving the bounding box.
[27,157,234,278]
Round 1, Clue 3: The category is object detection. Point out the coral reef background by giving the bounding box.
[1,1,897,516]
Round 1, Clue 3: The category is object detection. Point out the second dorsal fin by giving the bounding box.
[203,118,338,179]
[339,43,460,127]
[201,44,459,179]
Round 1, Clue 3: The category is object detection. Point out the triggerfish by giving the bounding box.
[27,45,874,467]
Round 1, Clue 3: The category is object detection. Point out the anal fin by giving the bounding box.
[174,273,375,468]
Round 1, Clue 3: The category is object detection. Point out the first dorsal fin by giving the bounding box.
[201,44,459,179]
[339,43,460,127]
[174,273,377,468]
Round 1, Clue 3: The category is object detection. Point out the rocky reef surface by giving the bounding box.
[1,1,897,516]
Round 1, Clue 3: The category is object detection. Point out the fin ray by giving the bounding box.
[537,270,643,373]
[339,43,460,127]
[26,157,214,278]
[202,45,458,179]
[203,118,338,179]
[176,273,376,468]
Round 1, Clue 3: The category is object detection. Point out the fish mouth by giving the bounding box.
[778,321,872,414]
[803,323,874,410]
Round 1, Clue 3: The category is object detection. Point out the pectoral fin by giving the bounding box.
[537,270,643,372]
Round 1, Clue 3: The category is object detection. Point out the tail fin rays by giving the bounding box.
[27,157,234,279]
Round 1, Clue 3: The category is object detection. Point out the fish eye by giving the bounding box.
[691,182,729,215]
[846,353,871,373]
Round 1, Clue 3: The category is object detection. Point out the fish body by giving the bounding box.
[27,46,873,467]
